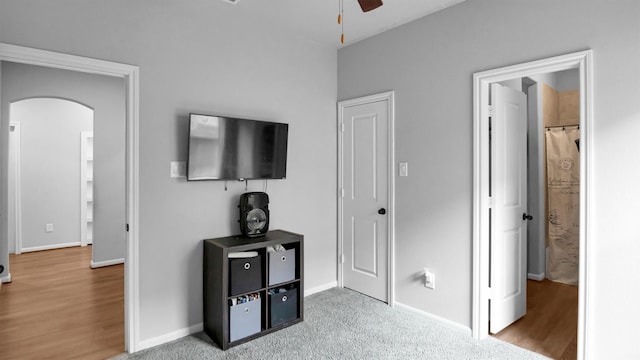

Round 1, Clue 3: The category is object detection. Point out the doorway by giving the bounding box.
[472,50,593,360]
[8,122,21,255]
[490,71,581,359]
[337,91,395,305]
[8,97,94,254]
[0,43,140,352]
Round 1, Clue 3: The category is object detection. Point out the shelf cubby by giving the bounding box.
[203,230,304,350]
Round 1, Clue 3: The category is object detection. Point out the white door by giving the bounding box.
[489,83,528,333]
[339,93,392,303]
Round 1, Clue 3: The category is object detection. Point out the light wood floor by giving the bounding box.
[493,279,578,360]
[0,246,124,360]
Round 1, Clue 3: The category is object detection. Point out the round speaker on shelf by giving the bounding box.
[238,192,269,237]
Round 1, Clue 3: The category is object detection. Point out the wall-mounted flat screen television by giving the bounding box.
[187,113,288,181]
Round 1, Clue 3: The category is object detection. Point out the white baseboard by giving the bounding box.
[1,273,11,283]
[527,272,545,281]
[134,281,337,352]
[546,246,550,276]
[91,258,125,268]
[137,322,203,352]
[304,281,337,297]
[394,301,472,335]
[22,242,81,253]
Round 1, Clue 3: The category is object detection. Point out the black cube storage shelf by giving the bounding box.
[203,230,304,350]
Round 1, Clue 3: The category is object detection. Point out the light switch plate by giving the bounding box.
[399,162,408,177]
[170,161,186,178]
[424,268,435,289]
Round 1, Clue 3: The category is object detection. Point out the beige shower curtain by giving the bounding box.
[545,127,580,285]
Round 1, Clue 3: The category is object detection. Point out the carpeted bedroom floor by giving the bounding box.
[112,287,550,360]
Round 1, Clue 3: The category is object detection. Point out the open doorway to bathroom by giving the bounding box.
[472,50,592,360]
[491,69,581,360]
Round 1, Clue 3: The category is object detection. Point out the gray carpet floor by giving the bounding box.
[114,287,549,359]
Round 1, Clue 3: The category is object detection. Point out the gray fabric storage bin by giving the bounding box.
[229,298,261,342]
[268,248,295,285]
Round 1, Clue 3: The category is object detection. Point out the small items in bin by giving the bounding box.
[266,244,287,253]
[268,288,288,296]
[230,292,261,306]
[228,251,259,258]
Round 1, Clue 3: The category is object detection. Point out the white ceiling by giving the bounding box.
[224,0,467,48]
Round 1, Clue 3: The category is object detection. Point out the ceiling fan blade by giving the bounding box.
[357,0,383,12]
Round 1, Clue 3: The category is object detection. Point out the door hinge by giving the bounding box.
[340,188,345,198]
[340,254,345,264]
[488,197,494,208]
[126,224,130,232]
[488,105,494,117]
[340,123,345,132]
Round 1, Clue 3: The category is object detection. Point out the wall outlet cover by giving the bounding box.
[170,161,187,178]
[424,268,435,289]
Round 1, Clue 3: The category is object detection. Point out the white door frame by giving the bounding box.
[472,50,593,360]
[0,43,141,353]
[80,131,94,247]
[8,121,22,255]
[337,91,396,306]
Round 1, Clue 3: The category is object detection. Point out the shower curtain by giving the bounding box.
[545,127,580,285]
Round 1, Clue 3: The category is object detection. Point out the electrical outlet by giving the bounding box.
[424,268,435,289]
[170,161,186,178]
[46,224,54,233]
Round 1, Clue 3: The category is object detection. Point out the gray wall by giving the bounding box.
[525,81,545,277]
[0,0,337,344]
[526,71,558,278]
[10,98,93,250]
[338,0,640,358]
[0,62,126,268]
[556,68,580,92]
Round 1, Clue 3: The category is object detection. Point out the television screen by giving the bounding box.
[187,114,288,181]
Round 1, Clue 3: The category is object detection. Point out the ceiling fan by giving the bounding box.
[338,0,383,43]
[357,0,383,12]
